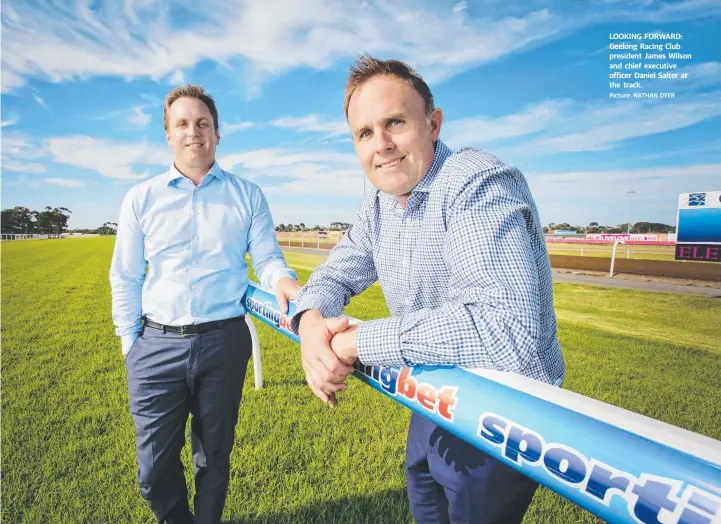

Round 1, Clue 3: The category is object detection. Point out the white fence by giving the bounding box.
[1,234,64,241]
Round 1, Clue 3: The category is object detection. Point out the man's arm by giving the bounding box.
[290,214,378,333]
[109,188,147,356]
[292,205,379,406]
[247,187,298,295]
[353,165,547,372]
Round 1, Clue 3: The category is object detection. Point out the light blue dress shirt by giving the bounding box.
[110,162,296,355]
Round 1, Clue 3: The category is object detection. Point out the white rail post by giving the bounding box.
[301,235,304,248]
[317,235,320,249]
[609,240,619,277]
[288,235,291,247]
[580,244,584,257]
[245,316,262,389]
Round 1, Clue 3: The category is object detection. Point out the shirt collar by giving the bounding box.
[412,140,452,193]
[377,140,452,210]
[165,161,225,186]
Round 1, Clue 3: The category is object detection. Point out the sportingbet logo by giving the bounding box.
[245,297,292,331]
[479,413,721,524]
[355,363,458,422]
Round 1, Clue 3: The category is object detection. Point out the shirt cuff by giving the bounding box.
[357,316,405,367]
[270,267,298,291]
[121,333,139,356]
[290,292,345,334]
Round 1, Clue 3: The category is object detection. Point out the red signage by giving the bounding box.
[675,244,720,262]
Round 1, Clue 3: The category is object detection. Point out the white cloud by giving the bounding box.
[221,120,256,136]
[527,162,721,225]
[129,106,152,128]
[443,100,569,148]
[1,131,47,173]
[529,91,721,152]
[45,177,86,188]
[32,91,49,110]
[530,162,721,186]
[218,147,363,196]
[46,136,171,180]
[452,2,468,14]
[441,90,721,154]
[168,69,185,85]
[0,0,632,93]
[270,115,348,137]
[2,161,47,173]
[1,116,19,127]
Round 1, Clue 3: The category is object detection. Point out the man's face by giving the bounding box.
[347,75,442,201]
[165,96,220,172]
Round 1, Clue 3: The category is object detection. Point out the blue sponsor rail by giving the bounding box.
[244,282,721,524]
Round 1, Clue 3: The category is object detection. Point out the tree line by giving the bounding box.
[275,221,351,232]
[1,206,118,235]
[1,206,72,234]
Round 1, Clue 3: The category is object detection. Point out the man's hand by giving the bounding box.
[330,323,359,365]
[275,277,301,314]
[298,310,355,407]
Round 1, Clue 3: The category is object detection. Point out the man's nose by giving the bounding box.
[374,128,394,153]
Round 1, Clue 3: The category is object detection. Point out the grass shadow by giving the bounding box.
[224,488,410,523]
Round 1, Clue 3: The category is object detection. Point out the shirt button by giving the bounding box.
[194,235,199,240]
[193,261,199,266]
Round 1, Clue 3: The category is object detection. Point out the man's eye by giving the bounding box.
[389,119,403,126]
[360,130,371,139]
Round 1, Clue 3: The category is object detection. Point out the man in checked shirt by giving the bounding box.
[290,55,565,523]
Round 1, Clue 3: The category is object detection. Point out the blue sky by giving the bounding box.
[2,0,720,229]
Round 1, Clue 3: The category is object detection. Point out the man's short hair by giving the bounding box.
[163,85,219,132]
[343,55,434,120]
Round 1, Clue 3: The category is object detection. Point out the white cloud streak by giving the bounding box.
[46,135,171,180]
[442,88,721,154]
[129,106,152,128]
[218,147,363,197]
[6,0,695,93]
[45,177,86,187]
[221,120,256,136]
[270,115,348,137]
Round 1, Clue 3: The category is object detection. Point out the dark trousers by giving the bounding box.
[125,318,251,524]
[406,413,538,524]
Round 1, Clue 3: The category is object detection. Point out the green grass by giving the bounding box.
[2,238,719,523]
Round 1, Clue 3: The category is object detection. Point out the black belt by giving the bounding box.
[143,315,245,335]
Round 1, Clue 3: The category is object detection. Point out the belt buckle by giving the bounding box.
[179,325,186,336]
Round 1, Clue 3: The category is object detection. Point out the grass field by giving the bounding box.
[2,238,720,523]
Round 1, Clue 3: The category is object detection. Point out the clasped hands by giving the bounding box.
[298,309,360,407]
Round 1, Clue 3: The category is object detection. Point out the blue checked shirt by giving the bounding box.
[292,141,564,386]
[110,162,296,355]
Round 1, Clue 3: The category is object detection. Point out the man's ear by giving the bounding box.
[215,128,221,145]
[165,131,171,145]
[429,108,443,141]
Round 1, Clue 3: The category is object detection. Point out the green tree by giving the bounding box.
[1,206,37,234]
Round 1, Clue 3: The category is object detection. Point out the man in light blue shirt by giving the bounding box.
[110,84,298,524]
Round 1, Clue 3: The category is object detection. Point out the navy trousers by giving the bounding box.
[125,317,251,524]
[406,413,538,524]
